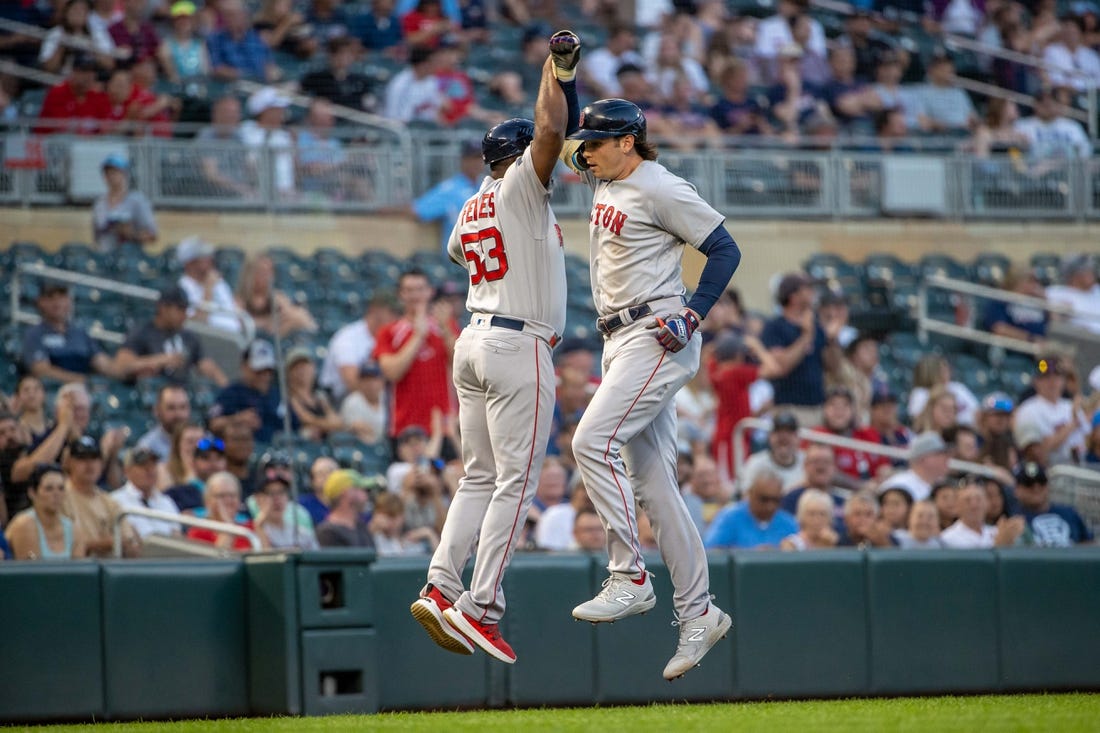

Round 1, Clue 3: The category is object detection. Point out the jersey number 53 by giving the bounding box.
[460,226,509,285]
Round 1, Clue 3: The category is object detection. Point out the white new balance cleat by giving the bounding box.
[662,604,733,681]
[572,571,657,623]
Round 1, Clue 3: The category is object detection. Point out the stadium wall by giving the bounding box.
[1,548,1098,723]
[5,207,1099,312]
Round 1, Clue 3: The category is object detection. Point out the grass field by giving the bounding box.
[13,694,1098,733]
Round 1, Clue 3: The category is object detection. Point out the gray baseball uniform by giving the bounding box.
[427,145,567,624]
[570,158,725,621]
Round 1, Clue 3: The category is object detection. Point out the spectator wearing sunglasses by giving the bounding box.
[940,475,1025,549]
[704,471,797,549]
[110,447,181,538]
[249,462,319,550]
[1013,461,1092,547]
[166,433,227,513]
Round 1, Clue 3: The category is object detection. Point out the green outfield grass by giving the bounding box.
[11,694,1099,733]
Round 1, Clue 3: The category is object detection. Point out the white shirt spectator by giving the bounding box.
[754,14,826,59]
[535,503,576,550]
[383,68,442,123]
[110,482,181,538]
[1014,393,1089,464]
[239,120,295,195]
[39,24,115,72]
[648,57,710,100]
[908,382,980,426]
[584,46,645,97]
[940,519,997,548]
[178,273,242,334]
[1042,42,1100,91]
[1046,283,1100,334]
[878,469,933,502]
[893,529,946,548]
[1015,116,1093,160]
[339,391,386,442]
[320,319,375,401]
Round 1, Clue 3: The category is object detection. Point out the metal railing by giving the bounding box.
[1050,465,1100,533]
[731,416,1005,484]
[113,506,262,557]
[12,262,255,347]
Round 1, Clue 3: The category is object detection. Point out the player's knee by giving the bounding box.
[570,424,605,464]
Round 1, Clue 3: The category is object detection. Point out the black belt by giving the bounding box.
[597,304,652,336]
[489,315,560,347]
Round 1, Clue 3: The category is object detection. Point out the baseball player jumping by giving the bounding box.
[561,99,743,679]
[409,31,581,664]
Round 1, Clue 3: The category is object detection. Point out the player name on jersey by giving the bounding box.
[591,203,627,236]
[460,191,497,224]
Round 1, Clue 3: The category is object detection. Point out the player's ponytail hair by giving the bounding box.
[633,139,658,161]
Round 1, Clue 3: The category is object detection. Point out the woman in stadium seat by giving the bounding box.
[780,488,838,550]
[157,421,205,490]
[908,354,979,426]
[912,385,959,436]
[4,463,88,560]
[234,254,317,338]
[186,471,254,551]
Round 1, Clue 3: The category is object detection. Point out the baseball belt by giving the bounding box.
[596,304,652,336]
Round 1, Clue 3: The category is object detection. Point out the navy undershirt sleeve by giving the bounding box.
[559,78,580,136]
[686,224,742,319]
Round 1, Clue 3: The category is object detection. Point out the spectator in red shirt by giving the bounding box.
[37,53,111,134]
[707,330,780,477]
[811,385,890,484]
[102,62,175,136]
[109,0,160,63]
[374,269,457,441]
[401,0,457,48]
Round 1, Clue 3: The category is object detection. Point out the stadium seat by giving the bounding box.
[864,253,918,288]
[919,254,970,282]
[1030,254,1062,286]
[972,253,1012,288]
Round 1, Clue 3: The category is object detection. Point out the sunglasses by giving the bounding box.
[195,436,225,454]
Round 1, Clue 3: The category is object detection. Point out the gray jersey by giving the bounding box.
[580,161,724,316]
[447,146,567,336]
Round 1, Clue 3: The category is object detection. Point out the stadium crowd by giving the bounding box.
[2,240,1098,560]
[0,0,1095,164]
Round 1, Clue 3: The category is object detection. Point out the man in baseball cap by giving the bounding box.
[738,410,805,493]
[207,339,281,443]
[176,236,244,334]
[1012,460,1092,546]
[1014,354,1089,465]
[878,431,950,501]
[316,469,376,548]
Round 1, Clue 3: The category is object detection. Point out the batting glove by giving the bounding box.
[549,30,581,82]
[647,309,700,353]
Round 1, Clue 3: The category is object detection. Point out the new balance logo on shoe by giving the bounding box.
[614,591,636,606]
[686,627,706,642]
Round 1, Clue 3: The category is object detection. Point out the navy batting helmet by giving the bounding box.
[567,98,647,142]
[482,118,535,165]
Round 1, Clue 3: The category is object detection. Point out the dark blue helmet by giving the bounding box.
[567,98,646,142]
[482,118,535,165]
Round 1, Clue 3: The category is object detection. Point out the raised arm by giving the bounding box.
[529,31,580,186]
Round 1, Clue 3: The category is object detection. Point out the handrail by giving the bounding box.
[917,274,1083,356]
[0,59,62,88]
[113,506,262,557]
[731,416,1004,484]
[0,16,131,59]
[952,76,1091,125]
[1050,465,1100,482]
[13,262,254,344]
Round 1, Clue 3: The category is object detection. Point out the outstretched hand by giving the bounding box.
[549,30,581,82]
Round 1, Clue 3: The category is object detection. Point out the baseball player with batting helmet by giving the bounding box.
[559,97,743,679]
[409,30,582,664]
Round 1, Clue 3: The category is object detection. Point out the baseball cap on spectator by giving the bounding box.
[323,468,374,504]
[877,49,902,66]
[1013,460,1048,486]
[124,446,159,467]
[712,331,746,361]
[909,431,947,461]
[72,52,98,71]
[825,385,854,402]
[176,235,215,265]
[285,347,313,370]
[981,391,1014,414]
[244,339,276,371]
[397,425,429,444]
[870,389,898,407]
[257,464,292,493]
[460,140,482,158]
[773,410,799,432]
[170,0,196,16]
[776,272,813,306]
[1061,253,1094,282]
[158,284,190,309]
[1014,422,1045,450]
[777,42,803,59]
[1035,355,1064,377]
[359,360,382,378]
[38,279,69,297]
[68,435,101,460]
[616,62,646,78]
[819,290,846,307]
[247,87,291,117]
[102,153,129,171]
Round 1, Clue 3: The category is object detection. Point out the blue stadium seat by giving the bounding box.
[919,254,970,282]
[972,253,1012,288]
[864,253,918,287]
[1029,254,1062,287]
